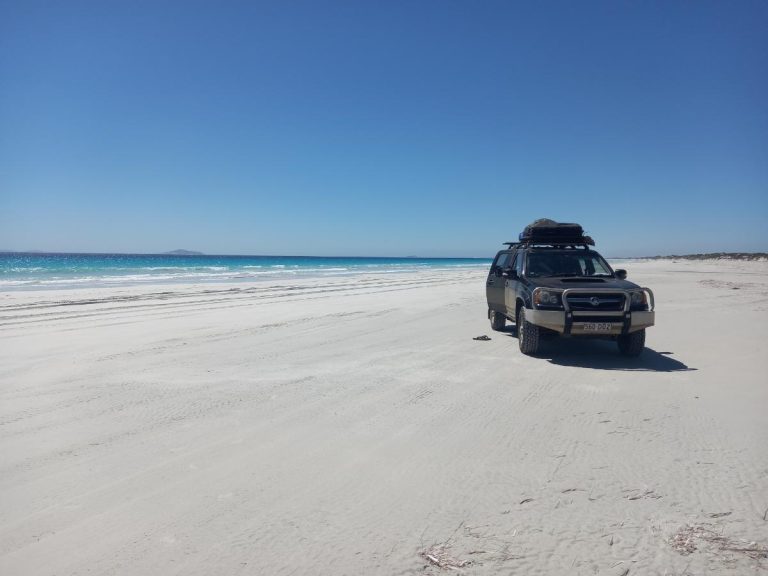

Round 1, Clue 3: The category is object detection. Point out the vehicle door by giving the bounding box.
[504,251,525,316]
[486,251,511,312]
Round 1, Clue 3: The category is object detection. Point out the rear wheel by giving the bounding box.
[618,329,645,356]
[490,310,506,331]
[517,307,541,355]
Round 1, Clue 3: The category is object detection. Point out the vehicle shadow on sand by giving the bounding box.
[502,328,695,372]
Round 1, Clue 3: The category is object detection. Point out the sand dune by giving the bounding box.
[1,261,767,575]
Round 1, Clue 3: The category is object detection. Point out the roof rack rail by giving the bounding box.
[503,236,595,249]
[523,243,592,250]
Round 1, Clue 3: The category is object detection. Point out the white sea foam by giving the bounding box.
[7,267,45,272]
[0,260,489,290]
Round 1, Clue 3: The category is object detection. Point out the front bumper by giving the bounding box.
[526,309,654,335]
[526,288,655,335]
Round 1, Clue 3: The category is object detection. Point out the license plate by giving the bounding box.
[583,322,613,332]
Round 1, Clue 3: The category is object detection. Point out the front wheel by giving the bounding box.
[517,307,541,355]
[618,329,645,356]
[490,310,506,331]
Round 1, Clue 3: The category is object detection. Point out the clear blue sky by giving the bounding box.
[1,0,766,257]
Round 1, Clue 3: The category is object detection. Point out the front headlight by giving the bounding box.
[534,289,562,307]
[630,291,647,306]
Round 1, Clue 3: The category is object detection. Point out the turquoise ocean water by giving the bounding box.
[0,253,491,290]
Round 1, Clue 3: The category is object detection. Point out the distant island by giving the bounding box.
[163,249,204,256]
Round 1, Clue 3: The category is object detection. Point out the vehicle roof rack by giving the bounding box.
[503,236,595,249]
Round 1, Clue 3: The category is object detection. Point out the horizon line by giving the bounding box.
[0,250,491,260]
[2,250,766,260]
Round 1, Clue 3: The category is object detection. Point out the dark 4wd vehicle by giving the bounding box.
[486,222,655,356]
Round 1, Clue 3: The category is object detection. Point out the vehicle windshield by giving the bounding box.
[526,251,614,278]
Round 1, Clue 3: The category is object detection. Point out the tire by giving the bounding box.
[490,310,506,331]
[517,307,541,355]
[618,329,645,357]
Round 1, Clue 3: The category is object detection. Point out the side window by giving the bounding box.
[515,252,525,275]
[495,252,511,269]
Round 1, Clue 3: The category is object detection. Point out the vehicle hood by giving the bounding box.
[526,277,641,290]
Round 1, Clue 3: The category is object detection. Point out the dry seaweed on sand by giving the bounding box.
[420,521,474,571]
[670,524,768,560]
[420,545,473,570]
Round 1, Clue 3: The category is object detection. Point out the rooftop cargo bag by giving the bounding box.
[520,219,584,242]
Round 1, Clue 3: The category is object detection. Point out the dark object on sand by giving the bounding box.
[473,335,491,341]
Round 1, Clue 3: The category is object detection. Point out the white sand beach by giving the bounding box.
[1,260,767,575]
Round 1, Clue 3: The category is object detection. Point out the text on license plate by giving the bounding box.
[583,322,613,331]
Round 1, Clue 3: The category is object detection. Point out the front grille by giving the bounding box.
[566,293,625,311]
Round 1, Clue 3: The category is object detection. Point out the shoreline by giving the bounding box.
[0,255,491,291]
[4,252,767,292]
[3,257,767,294]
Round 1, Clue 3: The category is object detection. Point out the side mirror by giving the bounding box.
[493,266,503,277]
[503,268,518,280]
[615,269,627,280]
